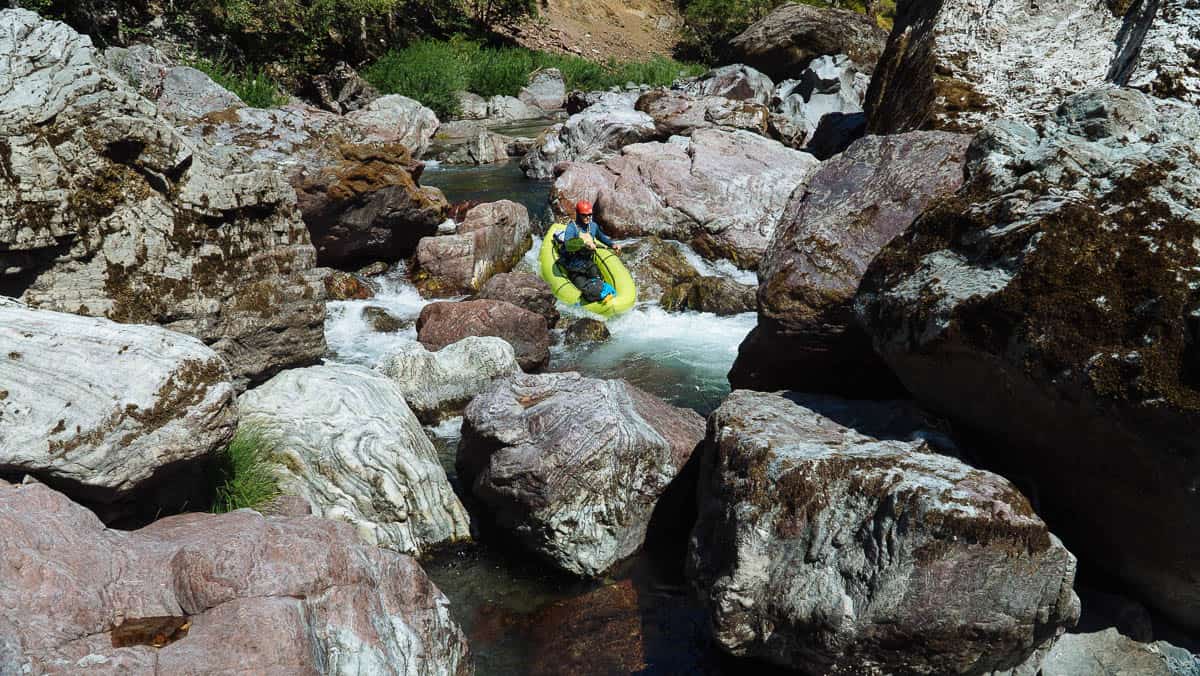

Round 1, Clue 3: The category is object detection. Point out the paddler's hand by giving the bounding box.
[581,233,597,250]
[612,243,623,253]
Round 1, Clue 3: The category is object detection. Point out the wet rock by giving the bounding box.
[661,276,756,315]
[855,88,1200,631]
[0,10,327,388]
[307,61,380,115]
[476,271,560,327]
[679,64,775,107]
[730,2,887,81]
[730,131,970,396]
[459,372,704,577]
[563,318,611,344]
[864,0,1198,134]
[618,236,701,301]
[521,97,657,179]
[527,580,646,675]
[377,336,521,424]
[0,481,470,674]
[0,306,236,508]
[295,143,449,267]
[635,89,769,138]
[418,299,550,371]
[519,68,567,111]
[323,269,375,300]
[1018,629,1200,676]
[238,363,470,556]
[551,129,819,269]
[343,94,440,157]
[412,201,532,297]
[361,306,407,333]
[357,261,390,277]
[690,390,1080,673]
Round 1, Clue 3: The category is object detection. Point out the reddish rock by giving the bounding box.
[412,201,532,298]
[476,272,560,327]
[527,581,646,676]
[323,269,375,300]
[418,299,550,371]
[0,481,470,674]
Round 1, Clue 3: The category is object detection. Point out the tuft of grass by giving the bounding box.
[211,425,282,513]
[363,39,706,119]
[189,57,288,109]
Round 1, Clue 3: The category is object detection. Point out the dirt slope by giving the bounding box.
[504,0,684,62]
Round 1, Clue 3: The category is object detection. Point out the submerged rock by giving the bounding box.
[855,88,1200,631]
[690,390,1080,673]
[417,299,550,371]
[0,10,326,388]
[0,306,235,509]
[563,318,610,345]
[238,363,470,556]
[0,481,470,674]
[730,131,970,396]
[617,236,702,301]
[361,306,408,333]
[377,336,521,424]
[661,276,756,316]
[729,2,887,81]
[412,201,532,297]
[459,372,705,577]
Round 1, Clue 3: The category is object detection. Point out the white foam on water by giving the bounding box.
[323,268,439,367]
[673,241,759,286]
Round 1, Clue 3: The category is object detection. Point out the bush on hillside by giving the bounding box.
[190,57,288,108]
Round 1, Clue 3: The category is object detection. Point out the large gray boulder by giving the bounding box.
[679,64,776,107]
[342,94,440,157]
[0,306,235,506]
[865,0,1200,134]
[519,68,567,111]
[0,481,470,674]
[459,372,705,577]
[769,55,870,150]
[634,89,770,138]
[520,97,657,179]
[855,88,1200,632]
[237,364,470,556]
[690,390,1080,673]
[0,10,326,388]
[1019,629,1200,676]
[550,129,820,269]
[376,336,521,423]
[157,66,246,122]
[411,200,532,297]
[730,131,971,396]
[729,2,888,81]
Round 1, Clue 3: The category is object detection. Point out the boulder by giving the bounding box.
[550,129,820,269]
[476,271,560,327]
[521,98,657,179]
[156,66,246,122]
[729,131,970,396]
[770,55,870,149]
[0,481,470,674]
[690,390,1080,673]
[0,10,326,388]
[563,318,611,344]
[459,372,705,577]
[429,124,512,165]
[0,306,236,508]
[519,68,567,111]
[307,61,380,115]
[103,43,172,100]
[455,90,490,120]
[864,0,1200,134]
[411,201,532,297]
[617,236,701,301]
[729,2,888,81]
[565,89,642,115]
[237,364,470,556]
[661,276,756,315]
[1019,629,1200,676]
[322,269,375,300]
[376,336,521,424]
[417,300,550,371]
[343,94,440,157]
[487,95,548,122]
[182,103,349,169]
[634,89,769,138]
[679,64,775,107]
[293,143,449,268]
[854,88,1200,631]
[804,110,868,160]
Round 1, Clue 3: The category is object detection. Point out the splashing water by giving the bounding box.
[323,266,443,366]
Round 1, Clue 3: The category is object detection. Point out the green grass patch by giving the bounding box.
[363,39,706,119]
[211,425,282,513]
[189,57,288,108]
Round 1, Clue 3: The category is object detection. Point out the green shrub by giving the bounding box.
[363,40,471,119]
[189,57,288,108]
[211,426,282,513]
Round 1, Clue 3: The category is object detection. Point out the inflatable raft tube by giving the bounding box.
[539,222,637,317]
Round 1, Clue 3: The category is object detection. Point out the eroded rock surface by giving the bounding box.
[519,68,567,111]
[730,131,970,395]
[690,390,1080,673]
[459,372,704,577]
[679,64,775,107]
[730,2,887,80]
[618,236,702,301]
[417,299,550,371]
[412,201,532,297]
[238,364,470,556]
[521,97,657,179]
[635,89,769,138]
[661,276,756,316]
[476,271,560,327]
[0,306,235,504]
[0,10,326,387]
[377,337,521,423]
[855,88,1200,631]
[0,481,470,674]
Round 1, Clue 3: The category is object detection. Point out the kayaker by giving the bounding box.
[559,200,622,304]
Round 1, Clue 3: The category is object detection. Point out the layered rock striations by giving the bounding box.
[855,87,1200,631]
[412,201,532,297]
[730,131,970,395]
[690,390,1080,674]
[377,336,521,424]
[459,372,704,577]
[0,9,325,387]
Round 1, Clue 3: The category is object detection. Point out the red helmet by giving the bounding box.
[575,200,593,216]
